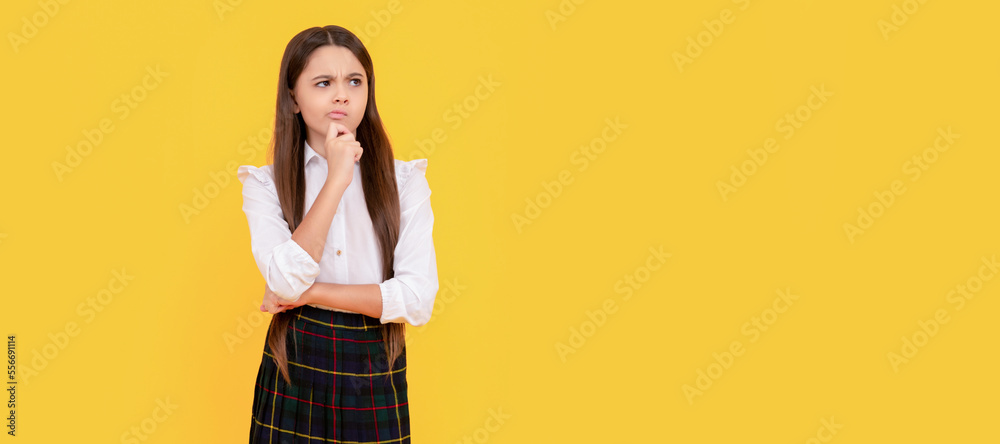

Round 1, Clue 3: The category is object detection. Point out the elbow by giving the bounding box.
[408,308,433,327]
[409,279,438,326]
[269,279,311,302]
[266,267,318,302]
[380,277,438,326]
[267,240,321,302]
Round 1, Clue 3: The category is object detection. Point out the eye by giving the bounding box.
[316,80,330,87]
[350,79,362,86]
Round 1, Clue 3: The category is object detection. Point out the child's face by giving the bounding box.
[291,45,368,142]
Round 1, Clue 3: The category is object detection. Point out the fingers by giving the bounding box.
[260,301,291,314]
[260,287,295,314]
[327,121,353,140]
[328,140,363,163]
[260,299,275,313]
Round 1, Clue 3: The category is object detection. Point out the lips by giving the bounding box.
[329,110,347,119]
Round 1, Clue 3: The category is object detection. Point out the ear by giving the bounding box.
[289,90,299,114]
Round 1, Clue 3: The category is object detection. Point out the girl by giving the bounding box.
[237,25,438,443]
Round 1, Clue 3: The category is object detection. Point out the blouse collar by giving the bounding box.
[303,139,363,169]
[304,140,320,167]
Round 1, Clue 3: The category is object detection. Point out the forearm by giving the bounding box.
[303,282,383,319]
[291,180,348,263]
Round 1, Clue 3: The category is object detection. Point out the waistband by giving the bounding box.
[291,303,384,331]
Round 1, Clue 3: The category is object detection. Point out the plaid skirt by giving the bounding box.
[249,304,410,443]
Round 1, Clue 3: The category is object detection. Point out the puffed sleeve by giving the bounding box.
[237,165,321,302]
[378,159,439,326]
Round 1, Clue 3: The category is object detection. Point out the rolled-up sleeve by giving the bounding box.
[378,159,439,326]
[238,165,321,302]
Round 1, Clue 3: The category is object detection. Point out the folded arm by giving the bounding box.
[305,160,439,326]
[238,165,347,301]
[378,160,439,326]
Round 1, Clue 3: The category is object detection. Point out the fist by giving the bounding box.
[324,121,363,187]
[260,284,309,314]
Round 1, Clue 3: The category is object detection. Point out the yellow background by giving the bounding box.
[2,0,998,442]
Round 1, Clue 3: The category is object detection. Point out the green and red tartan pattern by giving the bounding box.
[250,305,410,443]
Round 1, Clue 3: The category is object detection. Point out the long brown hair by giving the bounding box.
[266,25,403,385]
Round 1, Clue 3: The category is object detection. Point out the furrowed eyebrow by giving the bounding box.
[310,72,364,81]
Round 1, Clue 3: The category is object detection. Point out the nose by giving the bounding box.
[333,85,348,104]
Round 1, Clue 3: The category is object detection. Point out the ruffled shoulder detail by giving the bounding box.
[394,158,428,190]
[237,164,276,187]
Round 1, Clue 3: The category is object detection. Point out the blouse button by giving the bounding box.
[336,249,342,256]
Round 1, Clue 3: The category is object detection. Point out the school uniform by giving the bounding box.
[237,140,438,443]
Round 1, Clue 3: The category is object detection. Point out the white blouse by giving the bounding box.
[236,140,438,326]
